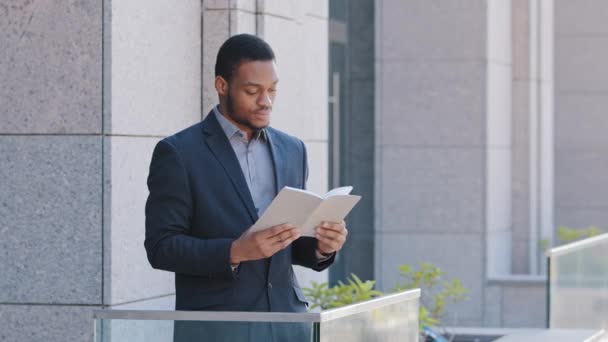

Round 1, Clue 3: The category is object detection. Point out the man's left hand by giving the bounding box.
[315,221,348,255]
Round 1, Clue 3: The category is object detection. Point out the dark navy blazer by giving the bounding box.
[144,110,335,314]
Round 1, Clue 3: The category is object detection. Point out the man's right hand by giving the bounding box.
[230,223,301,265]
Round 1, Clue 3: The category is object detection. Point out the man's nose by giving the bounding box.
[258,91,273,107]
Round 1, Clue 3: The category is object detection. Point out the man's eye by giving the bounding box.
[269,88,277,93]
[245,90,257,95]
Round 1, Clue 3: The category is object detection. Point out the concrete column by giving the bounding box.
[103,0,202,311]
[375,0,487,326]
[1,1,104,341]
[374,0,512,326]
[486,0,514,278]
[510,0,555,276]
[554,0,608,233]
[0,0,202,340]
[511,0,533,275]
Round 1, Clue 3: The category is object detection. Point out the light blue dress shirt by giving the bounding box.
[214,106,330,261]
[213,106,276,216]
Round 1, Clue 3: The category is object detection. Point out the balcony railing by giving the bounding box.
[547,233,608,331]
[93,288,420,342]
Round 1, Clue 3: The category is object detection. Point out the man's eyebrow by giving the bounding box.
[242,80,279,86]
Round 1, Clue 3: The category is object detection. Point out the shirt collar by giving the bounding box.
[213,105,267,142]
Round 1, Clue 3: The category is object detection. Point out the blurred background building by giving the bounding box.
[1,0,607,340]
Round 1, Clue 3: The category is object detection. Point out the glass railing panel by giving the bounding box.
[94,311,319,342]
[93,289,420,342]
[318,290,420,342]
[548,233,608,330]
[95,318,315,342]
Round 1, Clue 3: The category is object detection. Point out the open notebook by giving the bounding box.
[249,186,361,237]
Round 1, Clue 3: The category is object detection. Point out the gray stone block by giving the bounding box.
[511,79,531,251]
[486,148,512,233]
[555,149,608,208]
[555,36,608,93]
[556,94,608,149]
[105,136,174,305]
[484,285,503,327]
[502,283,547,328]
[378,147,484,234]
[202,9,230,114]
[204,0,256,12]
[379,61,485,146]
[375,232,484,326]
[511,145,530,240]
[511,238,530,274]
[0,304,100,342]
[109,0,201,136]
[555,0,608,35]
[0,136,102,304]
[511,195,530,241]
[110,294,175,310]
[486,63,512,148]
[512,80,530,147]
[512,0,530,80]
[0,0,102,134]
[555,206,608,231]
[378,0,486,61]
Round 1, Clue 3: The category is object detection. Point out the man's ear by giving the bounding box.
[215,76,228,96]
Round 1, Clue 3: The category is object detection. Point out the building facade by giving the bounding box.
[1,0,607,340]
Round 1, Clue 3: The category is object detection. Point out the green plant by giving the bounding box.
[302,263,469,331]
[393,262,468,329]
[557,226,603,244]
[302,273,383,310]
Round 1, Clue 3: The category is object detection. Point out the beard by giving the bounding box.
[226,86,270,131]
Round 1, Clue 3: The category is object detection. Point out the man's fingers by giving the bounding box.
[316,233,341,246]
[268,229,300,249]
[271,231,300,250]
[316,227,343,240]
[263,223,296,238]
[276,228,300,242]
[317,236,340,252]
[318,221,346,233]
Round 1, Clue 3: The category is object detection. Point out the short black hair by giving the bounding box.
[215,34,276,81]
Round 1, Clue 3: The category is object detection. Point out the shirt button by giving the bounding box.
[267,282,272,289]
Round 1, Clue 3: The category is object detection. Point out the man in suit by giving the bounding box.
[144,34,349,341]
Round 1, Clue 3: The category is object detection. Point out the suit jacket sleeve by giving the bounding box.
[144,140,235,280]
[291,140,336,271]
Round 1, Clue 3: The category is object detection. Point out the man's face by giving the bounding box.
[221,60,278,132]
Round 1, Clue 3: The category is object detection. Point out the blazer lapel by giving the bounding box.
[266,128,286,194]
[202,112,259,222]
